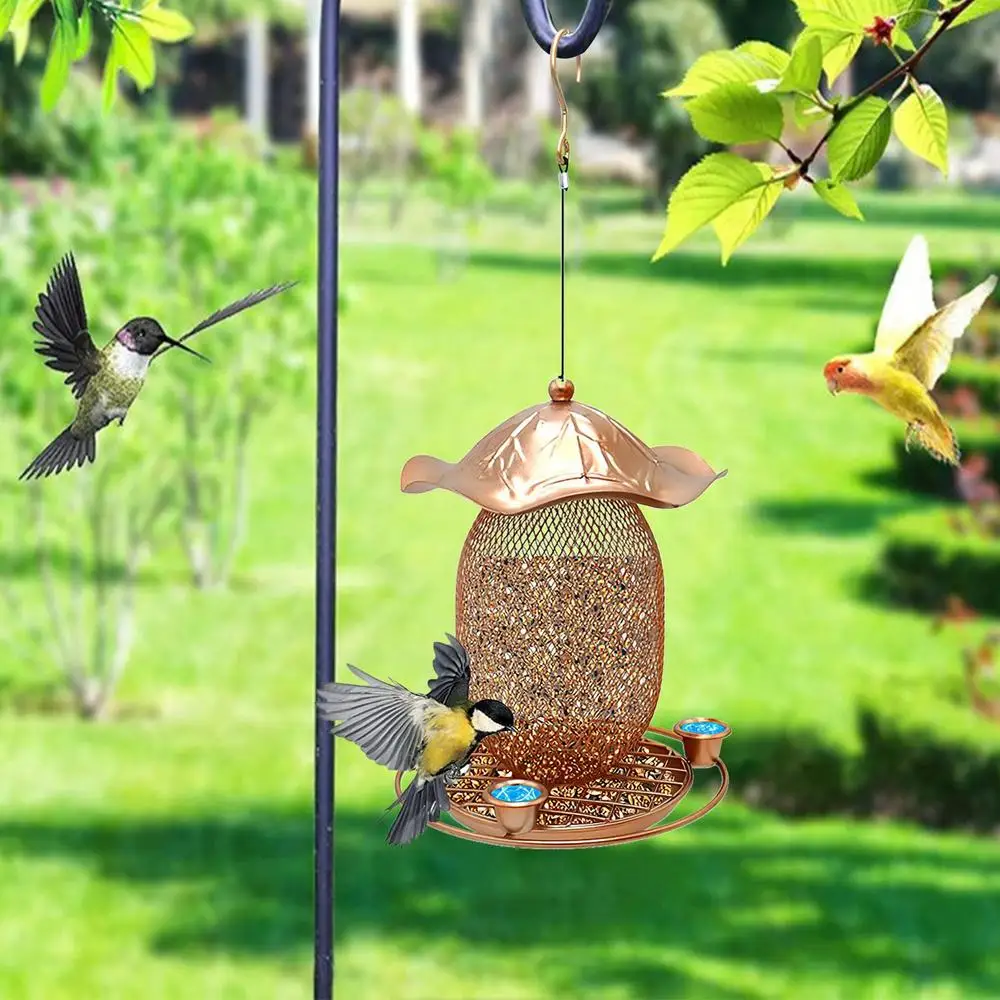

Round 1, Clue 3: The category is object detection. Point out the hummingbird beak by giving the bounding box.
[163,335,211,363]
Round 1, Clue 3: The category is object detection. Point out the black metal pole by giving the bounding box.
[519,0,614,57]
[315,0,339,997]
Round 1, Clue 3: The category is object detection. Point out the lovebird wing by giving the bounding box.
[892,275,998,390]
[32,253,102,399]
[425,633,471,707]
[317,665,431,771]
[872,234,936,356]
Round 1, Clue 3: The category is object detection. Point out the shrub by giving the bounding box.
[892,416,1000,498]
[856,680,1000,833]
[724,678,1000,833]
[937,355,1000,414]
[879,506,1000,615]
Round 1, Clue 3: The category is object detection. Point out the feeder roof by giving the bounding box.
[400,379,727,515]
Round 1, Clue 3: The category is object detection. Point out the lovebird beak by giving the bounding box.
[826,377,838,395]
[164,335,211,363]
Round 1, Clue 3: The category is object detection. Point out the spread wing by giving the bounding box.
[32,253,101,399]
[892,275,997,389]
[426,633,471,707]
[873,234,936,356]
[152,282,296,361]
[317,664,429,771]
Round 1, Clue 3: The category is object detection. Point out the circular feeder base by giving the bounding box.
[402,726,728,849]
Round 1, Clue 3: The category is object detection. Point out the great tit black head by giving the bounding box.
[469,698,515,735]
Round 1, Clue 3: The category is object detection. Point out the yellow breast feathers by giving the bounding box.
[419,708,476,777]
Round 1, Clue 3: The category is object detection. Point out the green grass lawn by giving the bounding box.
[1,187,1000,999]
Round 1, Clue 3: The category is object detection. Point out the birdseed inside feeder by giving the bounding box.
[401,378,727,788]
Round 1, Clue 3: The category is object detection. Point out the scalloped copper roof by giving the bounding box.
[400,379,727,515]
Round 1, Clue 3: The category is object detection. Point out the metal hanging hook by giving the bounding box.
[521,0,613,58]
[549,29,581,171]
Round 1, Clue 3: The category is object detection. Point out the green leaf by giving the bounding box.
[663,45,789,98]
[686,83,785,144]
[102,50,120,112]
[712,163,783,264]
[51,0,74,23]
[947,0,1000,29]
[813,179,865,220]
[40,19,72,111]
[9,0,43,63]
[653,152,773,261]
[827,96,893,182]
[816,28,863,84]
[792,0,920,30]
[894,26,916,51]
[732,40,791,78]
[791,1,862,32]
[139,1,194,43]
[778,31,824,92]
[893,83,949,175]
[0,0,16,39]
[113,17,156,90]
[792,91,831,128]
[896,0,926,28]
[75,4,92,60]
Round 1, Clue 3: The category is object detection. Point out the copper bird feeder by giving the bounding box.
[398,379,732,847]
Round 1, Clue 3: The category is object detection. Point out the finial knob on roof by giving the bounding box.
[548,377,575,402]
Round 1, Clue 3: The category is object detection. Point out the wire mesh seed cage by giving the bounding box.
[458,496,664,786]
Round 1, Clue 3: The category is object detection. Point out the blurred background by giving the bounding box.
[1,1,1000,998]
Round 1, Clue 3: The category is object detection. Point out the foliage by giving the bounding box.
[576,0,730,198]
[855,681,1000,829]
[341,88,420,224]
[938,356,1000,412]
[416,124,495,279]
[892,414,1000,497]
[655,0,999,263]
[879,504,1000,615]
[0,126,313,709]
[0,0,193,112]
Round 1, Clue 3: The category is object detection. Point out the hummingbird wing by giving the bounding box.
[151,282,296,361]
[32,253,102,399]
[426,633,471,707]
[317,664,438,772]
[892,275,998,389]
[872,234,936,356]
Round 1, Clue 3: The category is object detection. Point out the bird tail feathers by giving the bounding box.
[916,415,960,466]
[19,425,96,481]
[386,776,449,846]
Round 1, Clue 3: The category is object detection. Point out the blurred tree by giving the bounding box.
[712,0,798,46]
[574,0,729,197]
[0,234,176,720]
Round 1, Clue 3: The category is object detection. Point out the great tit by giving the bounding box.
[317,633,515,845]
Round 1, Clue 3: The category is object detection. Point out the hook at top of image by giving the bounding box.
[520,0,613,58]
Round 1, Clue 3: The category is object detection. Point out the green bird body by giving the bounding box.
[20,253,295,481]
[71,338,152,437]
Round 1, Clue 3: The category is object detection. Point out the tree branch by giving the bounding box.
[799,0,978,175]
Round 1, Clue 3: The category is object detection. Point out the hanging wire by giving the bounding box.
[549,30,581,382]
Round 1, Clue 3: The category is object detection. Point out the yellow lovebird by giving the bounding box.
[824,234,997,465]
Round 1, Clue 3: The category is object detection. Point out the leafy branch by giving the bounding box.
[0,0,193,112]
[655,0,999,264]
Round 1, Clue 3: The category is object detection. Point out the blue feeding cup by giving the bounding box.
[486,778,549,836]
[673,717,732,768]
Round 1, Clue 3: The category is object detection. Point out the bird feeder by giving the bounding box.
[398,378,732,847]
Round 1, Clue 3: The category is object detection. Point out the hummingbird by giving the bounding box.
[19,253,295,481]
